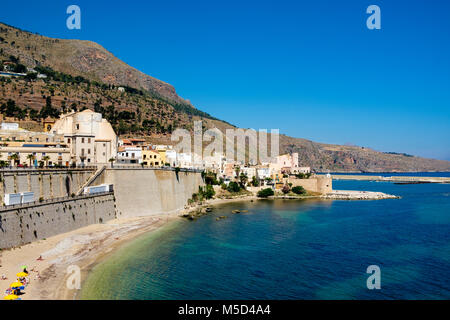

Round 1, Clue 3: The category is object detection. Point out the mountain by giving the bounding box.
[0,22,188,106]
[1,22,449,172]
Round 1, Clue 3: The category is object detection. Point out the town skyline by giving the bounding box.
[0,0,449,160]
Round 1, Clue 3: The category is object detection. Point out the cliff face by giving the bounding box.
[1,22,449,172]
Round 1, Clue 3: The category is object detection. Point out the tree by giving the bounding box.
[251,176,260,187]
[257,188,274,198]
[239,172,248,187]
[40,96,60,118]
[227,181,241,193]
[234,166,240,181]
[108,157,115,168]
[8,153,19,166]
[42,155,50,167]
[13,63,27,73]
[292,186,306,195]
[26,154,35,167]
[282,184,290,194]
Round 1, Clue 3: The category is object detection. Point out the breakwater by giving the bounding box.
[330,175,450,184]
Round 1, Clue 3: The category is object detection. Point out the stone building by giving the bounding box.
[51,110,117,165]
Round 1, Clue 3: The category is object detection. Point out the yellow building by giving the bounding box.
[142,149,162,167]
[42,117,55,133]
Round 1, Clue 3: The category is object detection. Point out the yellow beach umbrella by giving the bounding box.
[16,272,28,278]
[10,281,23,288]
[4,294,19,300]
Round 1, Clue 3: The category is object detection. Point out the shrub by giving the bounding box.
[257,188,274,198]
[203,185,215,199]
[221,183,227,190]
[227,181,241,193]
[292,186,306,195]
[282,184,290,194]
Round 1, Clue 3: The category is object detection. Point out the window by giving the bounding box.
[81,149,85,156]
[81,138,85,143]
[76,124,79,130]
[103,143,106,147]
[88,149,91,155]
[102,152,105,156]
[88,138,91,143]
[67,138,71,143]
[87,159,91,163]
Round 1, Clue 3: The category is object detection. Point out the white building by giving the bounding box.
[51,109,117,165]
[165,149,177,167]
[117,146,142,164]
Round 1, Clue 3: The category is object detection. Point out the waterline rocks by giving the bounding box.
[322,190,400,200]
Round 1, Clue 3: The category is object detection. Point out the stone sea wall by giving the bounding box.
[0,169,95,205]
[95,168,205,218]
[0,193,115,249]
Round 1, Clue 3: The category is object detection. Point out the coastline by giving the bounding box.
[0,212,182,300]
[0,189,398,300]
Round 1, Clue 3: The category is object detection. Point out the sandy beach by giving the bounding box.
[0,212,181,300]
[0,190,397,300]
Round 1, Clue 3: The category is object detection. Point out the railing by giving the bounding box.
[76,166,107,196]
[108,165,203,173]
[0,191,114,211]
[0,165,97,172]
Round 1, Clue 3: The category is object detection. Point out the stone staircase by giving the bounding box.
[76,165,106,196]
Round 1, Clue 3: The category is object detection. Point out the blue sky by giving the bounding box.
[1,0,449,160]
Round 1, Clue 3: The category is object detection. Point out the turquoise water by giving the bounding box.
[80,180,450,300]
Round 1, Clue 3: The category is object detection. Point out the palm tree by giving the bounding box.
[234,166,240,182]
[79,155,87,168]
[239,172,248,187]
[8,153,19,167]
[108,157,115,168]
[26,154,35,167]
[42,155,50,167]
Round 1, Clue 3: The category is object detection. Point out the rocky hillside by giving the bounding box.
[0,22,189,106]
[1,22,449,172]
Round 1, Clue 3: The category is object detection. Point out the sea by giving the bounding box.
[80,173,450,300]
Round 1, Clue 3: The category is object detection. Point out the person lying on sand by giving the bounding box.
[1,274,7,280]
[36,255,44,261]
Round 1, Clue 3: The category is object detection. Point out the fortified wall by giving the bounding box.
[0,167,204,249]
[288,176,333,194]
[0,193,115,249]
[94,168,205,218]
[0,168,95,205]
